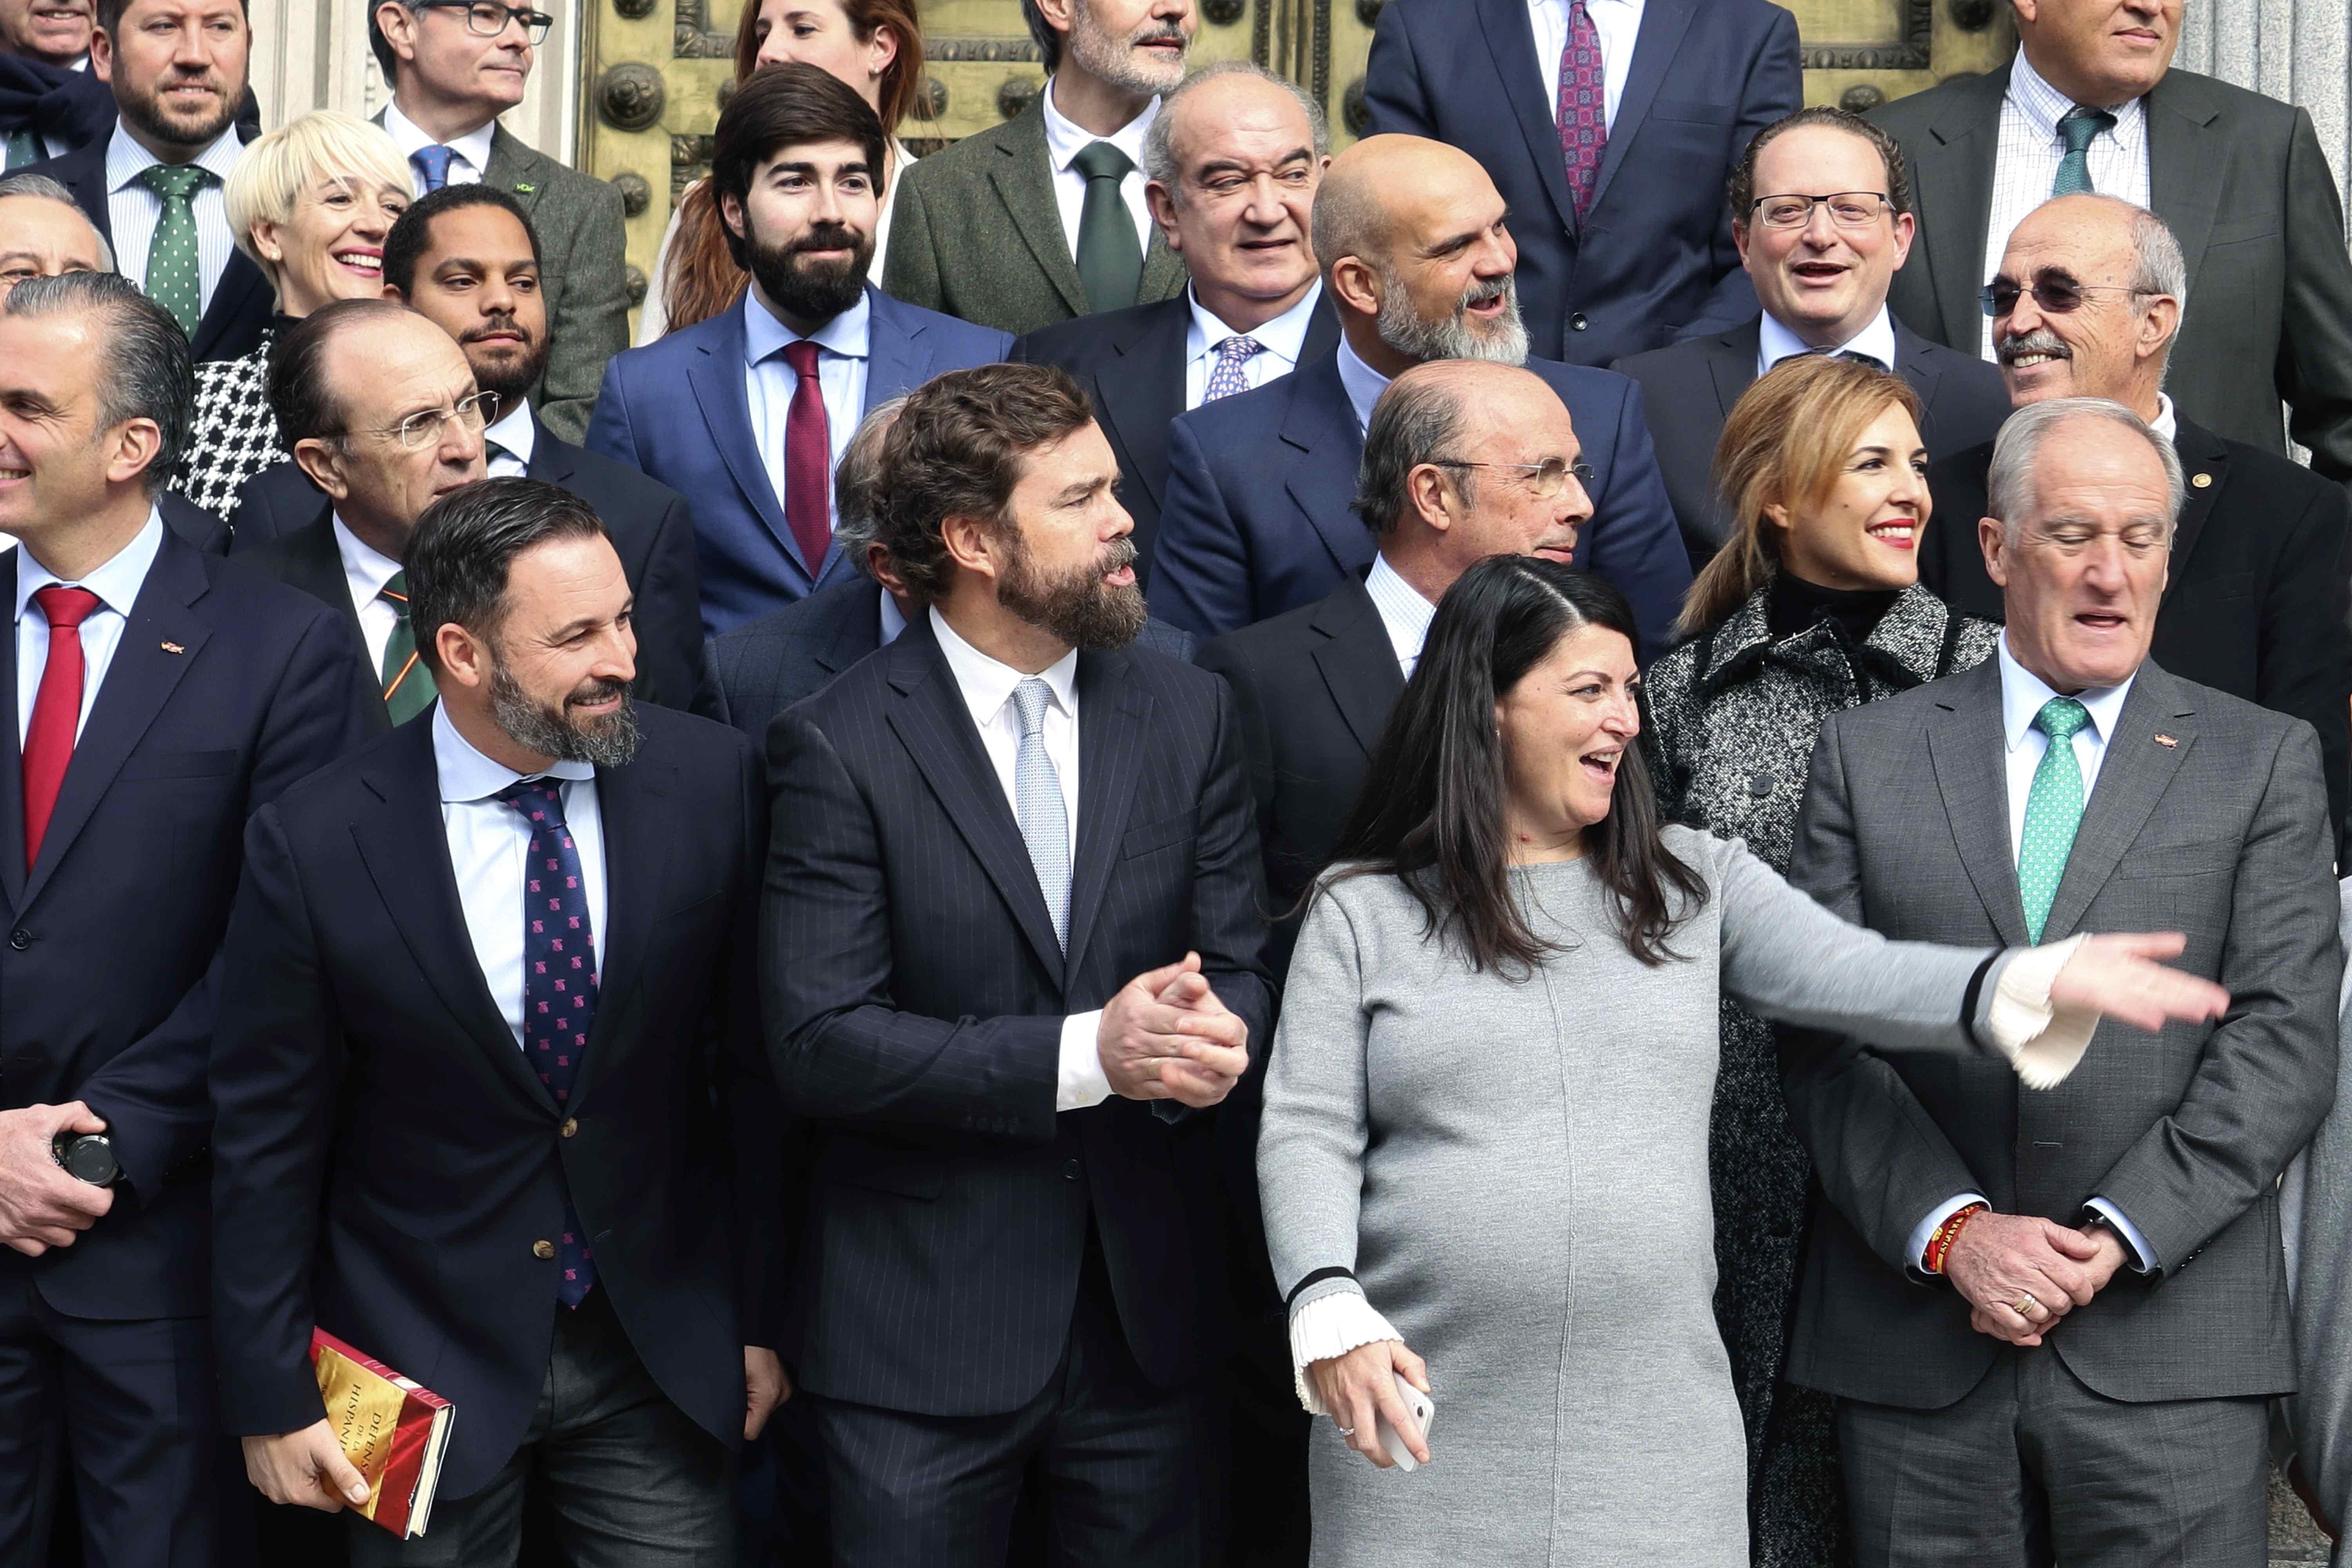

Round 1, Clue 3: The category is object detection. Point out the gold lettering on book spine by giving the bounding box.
[314,1344,407,1523]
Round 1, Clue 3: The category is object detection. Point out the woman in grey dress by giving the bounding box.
[1257,559,2229,1567]
[1641,356,1999,1566]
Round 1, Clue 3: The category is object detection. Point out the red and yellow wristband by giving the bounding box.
[1923,1201,1988,1275]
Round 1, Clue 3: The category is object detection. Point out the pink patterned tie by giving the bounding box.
[1557,0,1608,219]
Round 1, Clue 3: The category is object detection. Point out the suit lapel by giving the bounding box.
[568,751,670,1114]
[523,416,579,486]
[2146,74,2226,308]
[1916,67,2009,348]
[815,585,883,676]
[23,533,210,908]
[1893,318,1945,407]
[863,287,928,407]
[1138,231,1186,303]
[1281,357,1374,576]
[1311,581,1405,757]
[483,125,550,212]
[881,623,1065,982]
[1093,298,1189,513]
[1587,0,1695,216]
[1477,0,1575,238]
[1924,664,2030,946]
[350,722,554,1112]
[0,552,22,910]
[1062,648,1151,981]
[987,105,1090,318]
[1706,321,1760,418]
[685,303,799,567]
[189,250,267,361]
[2162,419,2225,580]
[2040,668,2194,940]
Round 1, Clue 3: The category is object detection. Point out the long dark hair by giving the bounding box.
[1323,557,1708,975]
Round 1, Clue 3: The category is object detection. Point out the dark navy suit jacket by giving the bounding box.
[586,286,1011,635]
[0,528,372,1321]
[1363,0,1801,367]
[1147,347,1692,658]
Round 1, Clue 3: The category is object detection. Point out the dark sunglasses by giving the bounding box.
[1978,271,2147,318]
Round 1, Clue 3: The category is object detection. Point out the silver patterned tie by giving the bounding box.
[1011,677,1070,950]
[1204,335,1265,401]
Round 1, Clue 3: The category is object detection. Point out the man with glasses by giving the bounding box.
[368,0,626,441]
[1916,193,2352,854]
[1614,107,2010,569]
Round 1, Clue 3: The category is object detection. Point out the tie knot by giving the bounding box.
[136,162,209,202]
[1215,334,1264,365]
[2034,695,2091,744]
[1010,677,1054,738]
[2058,106,2114,154]
[781,338,823,379]
[495,777,569,828]
[1073,140,1132,183]
[31,584,100,632]
[409,144,456,191]
[379,569,410,616]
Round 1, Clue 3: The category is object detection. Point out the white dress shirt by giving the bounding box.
[878,590,907,645]
[483,397,537,479]
[14,510,162,745]
[742,288,869,537]
[333,514,407,676]
[1363,554,1437,677]
[1039,78,1157,264]
[1182,281,1324,408]
[382,100,497,190]
[1526,0,1645,131]
[1979,48,2151,358]
[1335,335,1392,434]
[432,703,606,1046]
[2149,393,2177,442]
[105,122,242,314]
[928,606,1111,1111]
[1756,305,1900,376]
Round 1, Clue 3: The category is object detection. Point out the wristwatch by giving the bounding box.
[51,1131,120,1187]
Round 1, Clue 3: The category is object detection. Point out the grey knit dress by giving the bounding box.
[1258,829,2002,1567]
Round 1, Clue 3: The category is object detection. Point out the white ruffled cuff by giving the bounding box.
[1287,1287,1402,1415]
[1984,933,2097,1089]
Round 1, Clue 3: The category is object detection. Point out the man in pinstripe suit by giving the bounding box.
[762,362,1274,1566]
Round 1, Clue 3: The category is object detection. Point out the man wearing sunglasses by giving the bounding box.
[367,0,626,443]
[1917,192,2352,856]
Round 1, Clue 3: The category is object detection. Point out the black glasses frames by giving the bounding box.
[414,0,554,44]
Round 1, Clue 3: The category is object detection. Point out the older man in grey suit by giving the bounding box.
[1780,396,2341,1565]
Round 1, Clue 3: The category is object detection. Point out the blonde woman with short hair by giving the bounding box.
[1637,352,2002,1566]
[173,111,412,516]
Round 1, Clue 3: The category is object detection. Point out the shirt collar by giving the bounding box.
[2150,392,2176,442]
[382,99,497,179]
[432,701,594,803]
[742,285,872,367]
[15,507,163,622]
[331,513,406,602]
[878,588,907,644]
[928,604,1078,728]
[1187,279,1323,367]
[1363,553,1437,668]
[1996,631,2136,752]
[1335,335,1392,433]
[2009,45,2146,132]
[106,121,242,194]
[483,398,537,467]
[1040,77,1158,175]
[1757,304,1899,373]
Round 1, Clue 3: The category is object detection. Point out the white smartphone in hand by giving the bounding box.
[1379,1373,1435,1471]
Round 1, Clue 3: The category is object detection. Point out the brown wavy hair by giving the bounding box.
[661,0,924,336]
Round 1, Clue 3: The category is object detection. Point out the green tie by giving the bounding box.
[2052,107,2114,197]
[2018,696,2092,941]
[5,128,40,171]
[136,163,211,337]
[377,571,436,724]
[1072,140,1142,314]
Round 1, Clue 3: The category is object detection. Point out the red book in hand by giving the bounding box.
[308,1328,456,1539]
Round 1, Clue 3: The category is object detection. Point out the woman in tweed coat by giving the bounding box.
[174,112,412,516]
[1641,357,2000,1567]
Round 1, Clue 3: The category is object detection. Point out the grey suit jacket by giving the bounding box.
[1870,62,2352,478]
[1780,657,2339,1409]
[2289,887,2352,1556]
[882,98,1186,337]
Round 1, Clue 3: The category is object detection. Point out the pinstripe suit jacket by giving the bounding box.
[761,612,1274,1416]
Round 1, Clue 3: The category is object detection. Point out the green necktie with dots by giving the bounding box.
[136,162,211,337]
[2017,696,2092,942]
[2052,106,2115,197]
[5,128,40,170]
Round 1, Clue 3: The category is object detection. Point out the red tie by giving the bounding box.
[23,584,102,867]
[781,339,833,579]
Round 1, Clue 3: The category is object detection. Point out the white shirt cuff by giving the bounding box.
[1056,1011,1112,1111]
[1907,1192,1991,1277]
[1287,1287,1401,1415]
[1984,934,2096,1089]
[2085,1196,2159,1273]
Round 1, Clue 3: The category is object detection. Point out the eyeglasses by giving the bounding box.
[1978,271,2149,318]
[1748,192,1896,229]
[413,0,554,43]
[1431,457,1595,498]
[371,390,501,451]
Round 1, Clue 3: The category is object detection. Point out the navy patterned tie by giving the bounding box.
[496,777,600,1306]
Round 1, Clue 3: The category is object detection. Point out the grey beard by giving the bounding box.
[1375,272,1530,367]
[489,659,641,768]
[1067,0,1189,95]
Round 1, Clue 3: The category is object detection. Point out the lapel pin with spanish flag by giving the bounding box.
[160,641,184,654]
[2154,733,2178,748]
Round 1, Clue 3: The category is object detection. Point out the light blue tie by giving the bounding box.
[2017,696,2092,942]
[1011,677,1070,950]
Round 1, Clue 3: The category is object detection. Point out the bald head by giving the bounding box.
[0,188,112,301]
[1993,193,2183,415]
[1312,135,1497,278]
[1318,135,1524,374]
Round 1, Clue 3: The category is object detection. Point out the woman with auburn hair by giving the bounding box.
[1640,352,2001,1566]
[637,0,924,343]
[1257,556,2221,1564]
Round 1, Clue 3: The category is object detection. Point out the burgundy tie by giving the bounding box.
[22,585,101,867]
[781,339,833,579]
[1557,0,1608,219]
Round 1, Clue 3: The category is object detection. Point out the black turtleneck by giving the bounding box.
[1766,569,1900,648]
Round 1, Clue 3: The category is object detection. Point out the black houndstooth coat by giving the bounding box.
[176,323,280,519]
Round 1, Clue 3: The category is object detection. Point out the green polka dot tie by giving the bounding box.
[2018,696,2091,942]
[4,127,40,171]
[2052,106,2114,197]
[136,163,211,338]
